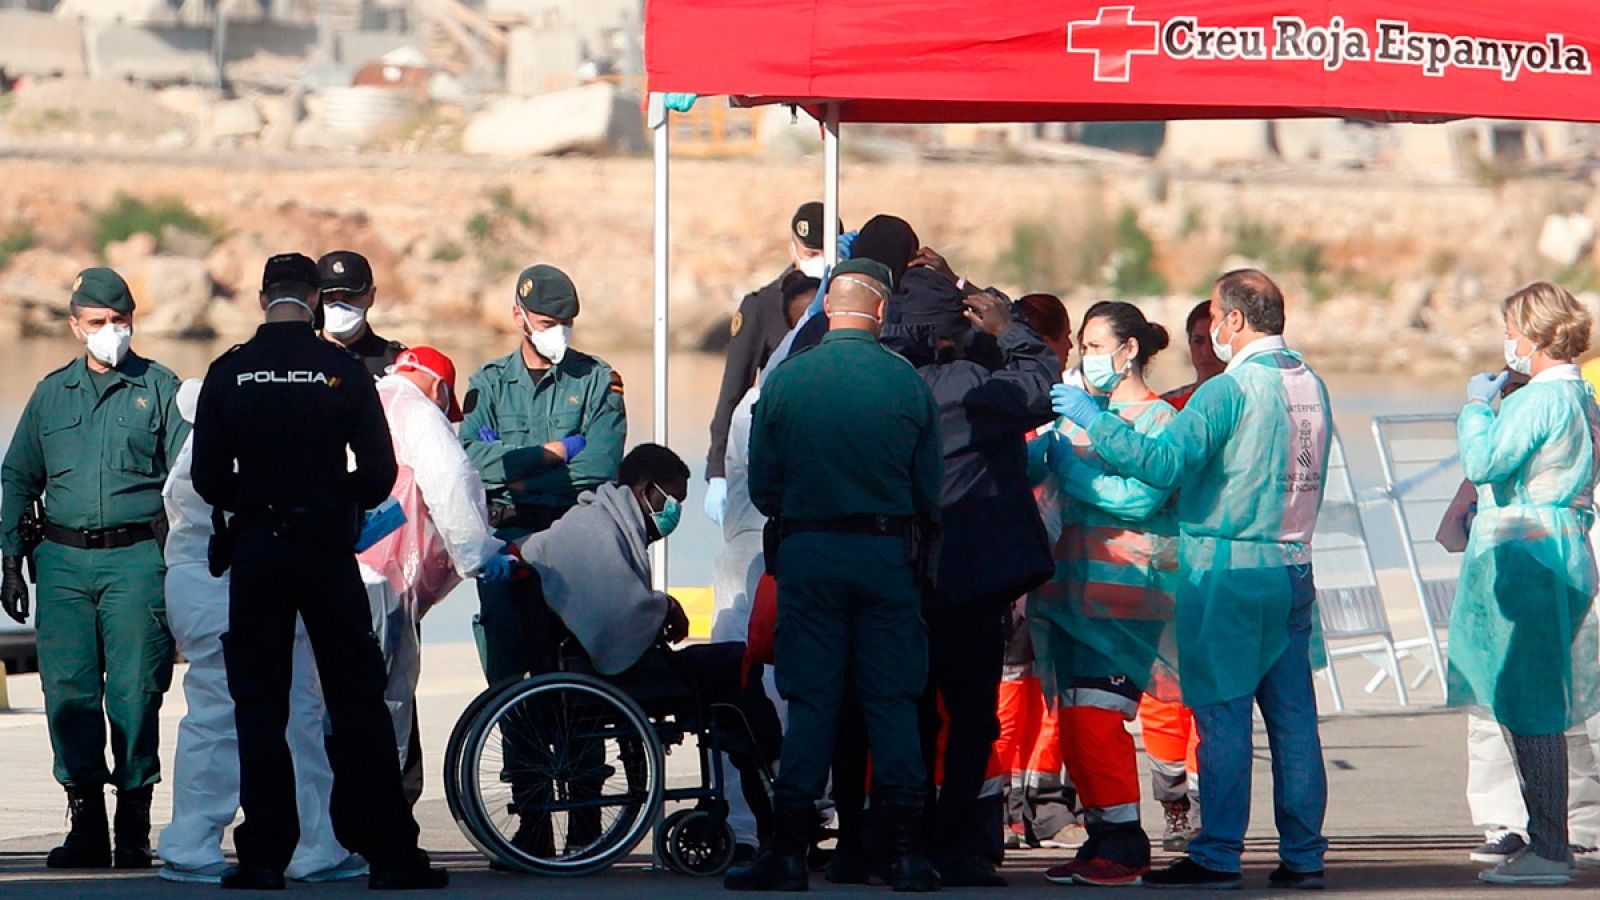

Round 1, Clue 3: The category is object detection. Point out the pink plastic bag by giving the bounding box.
[358,462,461,619]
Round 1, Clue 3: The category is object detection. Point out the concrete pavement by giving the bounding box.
[0,626,1576,897]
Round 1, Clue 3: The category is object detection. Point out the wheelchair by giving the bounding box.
[444,582,774,877]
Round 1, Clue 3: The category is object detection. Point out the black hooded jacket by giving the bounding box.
[890,317,1059,609]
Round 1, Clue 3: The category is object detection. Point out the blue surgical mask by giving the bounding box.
[1081,348,1129,393]
[649,484,682,539]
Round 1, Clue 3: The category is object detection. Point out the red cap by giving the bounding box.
[394,346,462,422]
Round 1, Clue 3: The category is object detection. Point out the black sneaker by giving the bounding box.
[1268,863,1325,890]
[1143,857,1244,890]
[1470,832,1526,865]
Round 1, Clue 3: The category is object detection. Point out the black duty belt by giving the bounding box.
[783,515,913,538]
[44,521,156,550]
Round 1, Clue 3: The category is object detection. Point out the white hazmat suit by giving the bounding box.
[357,373,504,800]
[709,384,788,848]
[157,380,353,881]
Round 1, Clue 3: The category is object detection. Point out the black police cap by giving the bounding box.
[317,250,374,294]
[262,253,320,291]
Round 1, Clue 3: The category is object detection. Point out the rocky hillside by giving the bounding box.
[0,153,1594,373]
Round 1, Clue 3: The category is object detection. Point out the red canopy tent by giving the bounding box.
[638,0,1600,583]
[647,0,1600,124]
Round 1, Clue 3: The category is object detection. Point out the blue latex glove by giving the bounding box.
[1051,383,1104,429]
[704,476,728,526]
[837,229,858,261]
[806,270,830,317]
[1466,371,1509,404]
[560,434,587,460]
[476,426,499,443]
[664,93,699,112]
[477,554,515,583]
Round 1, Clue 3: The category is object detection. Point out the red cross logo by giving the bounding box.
[1067,6,1159,83]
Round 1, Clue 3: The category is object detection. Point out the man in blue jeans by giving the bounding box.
[1052,269,1332,889]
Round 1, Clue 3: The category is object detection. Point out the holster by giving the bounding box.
[207,507,233,578]
[17,499,44,584]
[762,517,783,578]
[151,510,170,552]
[908,515,942,595]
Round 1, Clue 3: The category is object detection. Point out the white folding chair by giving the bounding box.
[1370,414,1464,696]
[1314,430,1407,711]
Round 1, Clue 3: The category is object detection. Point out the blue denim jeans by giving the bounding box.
[1188,565,1328,874]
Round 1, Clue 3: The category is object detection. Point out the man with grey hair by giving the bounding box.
[1051,269,1332,890]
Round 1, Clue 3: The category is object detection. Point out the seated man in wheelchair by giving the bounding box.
[514,443,782,844]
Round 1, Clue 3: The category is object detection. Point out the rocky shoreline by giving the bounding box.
[0,153,1592,374]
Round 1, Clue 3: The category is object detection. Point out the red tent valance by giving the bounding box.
[645,0,1600,123]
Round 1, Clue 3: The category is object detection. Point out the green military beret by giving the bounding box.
[514,264,580,319]
[830,258,895,292]
[70,267,136,313]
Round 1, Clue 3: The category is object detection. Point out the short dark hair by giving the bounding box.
[619,443,689,488]
[1214,269,1285,336]
[1081,300,1169,368]
[1184,300,1211,334]
[1017,293,1069,342]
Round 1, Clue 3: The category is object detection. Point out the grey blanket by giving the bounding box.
[518,483,669,675]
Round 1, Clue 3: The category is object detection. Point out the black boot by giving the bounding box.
[824,805,870,885]
[46,784,111,869]
[885,803,941,893]
[725,804,812,891]
[221,865,286,891]
[368,849,450,890]
[113,785,155,869]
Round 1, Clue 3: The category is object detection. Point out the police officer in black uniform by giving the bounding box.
[703,202,834,524]
[191,254,446,892]
[317,250,406,378]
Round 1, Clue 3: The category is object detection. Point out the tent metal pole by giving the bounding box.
[649,93,670,591]
[823,103,841,268]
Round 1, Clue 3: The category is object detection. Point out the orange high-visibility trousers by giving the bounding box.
[1138,695,1198,773]
[1057,705,1141,823]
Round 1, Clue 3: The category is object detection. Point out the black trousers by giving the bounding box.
[224,535,420,872]
[919,602,1008,860]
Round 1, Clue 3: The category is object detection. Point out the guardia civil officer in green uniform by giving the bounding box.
[0,268,186,870]
[461,264,626,683]
[726,259,945,893]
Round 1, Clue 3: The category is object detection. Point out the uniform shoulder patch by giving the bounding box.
[608,370,624,395]
[462,388,479,416]
[730,310,744,337]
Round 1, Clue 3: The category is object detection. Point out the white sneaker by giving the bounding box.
[293,854,370,883]
[159,862,230,884]
[1479,848,1572,886]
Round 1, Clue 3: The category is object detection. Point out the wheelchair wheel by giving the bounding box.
[655,808,737,877]
[456,673,664,876]
[443,678,520,833]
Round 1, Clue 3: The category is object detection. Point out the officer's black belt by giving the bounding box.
[783,515,913,538]
[43,521,156,550]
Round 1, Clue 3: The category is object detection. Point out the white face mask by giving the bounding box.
[323,301,367,340]
[1210,318,1235,364]
[1504,337,1535,375]
[266,296,315,317]
[85,322,131,368]
[798,255,828,279]
[523,310,572,365]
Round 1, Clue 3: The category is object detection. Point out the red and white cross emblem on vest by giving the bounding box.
[1067,6,1159,82]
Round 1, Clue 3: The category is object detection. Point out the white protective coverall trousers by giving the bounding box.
[157,422,349,878]
[1467,711,1600,846]
[358,374,504,802]
[710,386,787,846]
